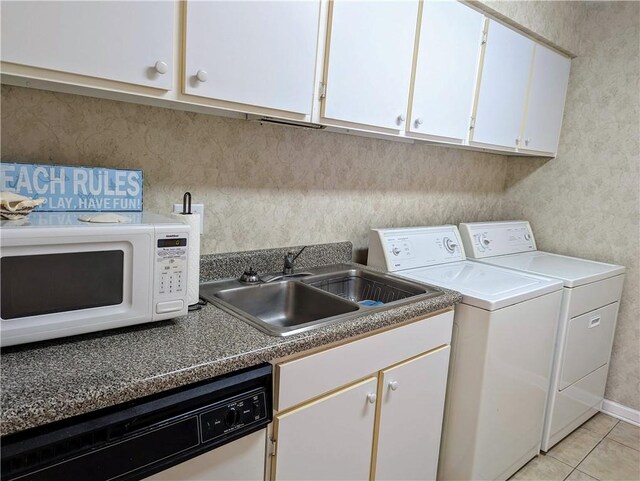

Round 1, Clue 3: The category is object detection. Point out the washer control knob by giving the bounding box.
[482,238,491,246]
[524,233,531,241]
[443,237,458,254]
[392,247,401,256]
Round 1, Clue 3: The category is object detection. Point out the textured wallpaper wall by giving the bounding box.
[0,85,507,259]
[503,1,640,411]
[478,0,583,55]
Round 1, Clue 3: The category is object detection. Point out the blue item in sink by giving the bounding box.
[358,300,384,307]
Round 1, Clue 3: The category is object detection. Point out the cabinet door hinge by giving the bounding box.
[319,82,327,100]
[469,117,476,130]
[269,438,277,457]
[481,29,488,45]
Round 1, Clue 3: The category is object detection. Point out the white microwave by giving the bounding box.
[0,212,190,347]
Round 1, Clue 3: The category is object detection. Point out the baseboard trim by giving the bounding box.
[601,399,640,426]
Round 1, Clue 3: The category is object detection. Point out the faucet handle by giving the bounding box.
[283,246,307,275]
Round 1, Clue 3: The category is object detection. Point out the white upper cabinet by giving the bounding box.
[321,0,420,131]
[471,20,535,150]
[184,1,321,115]
[521,44,571,154]
[0,1,174,90]
[409,0,485,142]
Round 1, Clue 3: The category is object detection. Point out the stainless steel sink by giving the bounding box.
[212,281,359,335]
[199,264,443,337]
[302,269,429,304]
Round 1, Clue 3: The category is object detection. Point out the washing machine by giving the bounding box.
[367,225,563,481]
[459,221,625,451]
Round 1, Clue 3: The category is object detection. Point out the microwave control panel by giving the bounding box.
[155,236,188,299]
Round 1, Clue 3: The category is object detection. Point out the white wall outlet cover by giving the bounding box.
[173,203,204,233]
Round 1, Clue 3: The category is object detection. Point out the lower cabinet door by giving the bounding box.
[374,347,451,481]
[273,377,378,480]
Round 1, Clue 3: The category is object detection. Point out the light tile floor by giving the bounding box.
[509,413,640,481]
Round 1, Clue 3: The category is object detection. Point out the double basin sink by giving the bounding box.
[199,264,443,336]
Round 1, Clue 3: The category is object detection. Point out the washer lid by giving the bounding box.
[475,251,625,288]
[397,260,562,310]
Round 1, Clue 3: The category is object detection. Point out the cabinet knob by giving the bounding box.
[389,380,399,391]
[196,70,208,83]
[525,138,531,146]
[396,114,406,125]
[367,393,377,404]
[154,61,168,75]
[414,118,423,128]
[515,137,520,146]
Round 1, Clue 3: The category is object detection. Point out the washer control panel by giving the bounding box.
[368,225,466,272]
[459,221,536,259]
[156,236,188,298]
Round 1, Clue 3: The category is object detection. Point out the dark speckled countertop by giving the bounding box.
[0,241,462,436]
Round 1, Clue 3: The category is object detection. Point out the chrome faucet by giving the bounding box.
[283,246,307,275]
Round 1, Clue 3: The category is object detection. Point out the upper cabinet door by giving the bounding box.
[471,20,534,150]
[184,1,321,116]
[521,44,571,154]
[322,0,419,131]
[409,1,485,142]
[0,1,174,90]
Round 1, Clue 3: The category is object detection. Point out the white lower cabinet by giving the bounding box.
[273,377,378,480]
[271,311,454,481]
[375,347,450,481]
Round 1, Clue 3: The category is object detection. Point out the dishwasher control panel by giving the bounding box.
[200,389,268,443]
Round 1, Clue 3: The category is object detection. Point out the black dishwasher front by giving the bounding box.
[1,363,272,481]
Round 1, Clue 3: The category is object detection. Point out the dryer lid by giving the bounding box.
[475,251,625,287]
[397,260,562,310]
